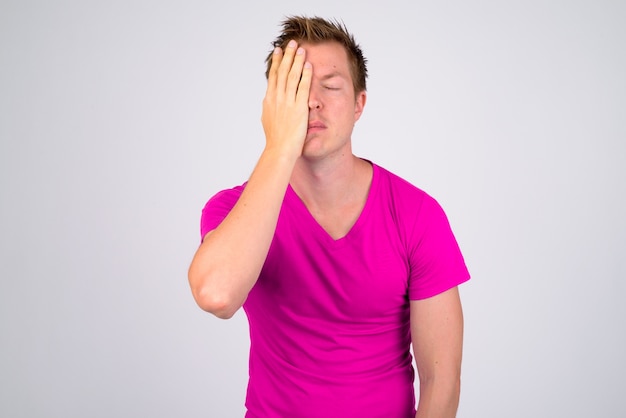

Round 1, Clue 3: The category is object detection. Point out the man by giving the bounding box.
[188,16,470,418]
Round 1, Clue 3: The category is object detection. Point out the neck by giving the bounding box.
[290,153,371,211]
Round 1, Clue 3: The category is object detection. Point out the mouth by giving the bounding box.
[307,121,326,134]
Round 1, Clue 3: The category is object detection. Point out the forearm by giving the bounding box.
[188,147,298,318]
[411,289,464,418]
[415,376,460,418]
[188,40,311,319]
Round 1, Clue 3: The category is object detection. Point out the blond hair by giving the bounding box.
[265,16,368,94]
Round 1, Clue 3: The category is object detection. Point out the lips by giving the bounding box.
[308,121,326,129]
[307,120,326,133]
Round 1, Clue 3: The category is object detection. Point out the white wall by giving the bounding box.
[1,1,624,417]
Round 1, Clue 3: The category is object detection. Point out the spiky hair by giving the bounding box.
[264,15,368,93]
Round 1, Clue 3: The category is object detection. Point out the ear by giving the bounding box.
[353,90,367,122]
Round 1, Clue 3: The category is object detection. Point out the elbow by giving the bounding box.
[192,285,241,319]
[188,270,242,319]
[419,373,461,412]
[420,373,461,391]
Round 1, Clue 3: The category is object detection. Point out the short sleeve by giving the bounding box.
[407,195,470,300]
[199,184,245,241]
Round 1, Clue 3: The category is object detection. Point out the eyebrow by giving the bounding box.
[319,72,345,81]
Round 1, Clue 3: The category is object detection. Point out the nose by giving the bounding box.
[308,98,321,110]
[308,88,321,110]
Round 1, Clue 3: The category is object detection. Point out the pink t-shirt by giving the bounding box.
[200,163,470,418]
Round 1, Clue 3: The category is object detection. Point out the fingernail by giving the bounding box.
[297,47,304,55]
[304,62,312,69]
[273,46,281,54]
[287,40,297,48]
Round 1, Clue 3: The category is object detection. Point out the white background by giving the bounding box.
[1,0,624,417]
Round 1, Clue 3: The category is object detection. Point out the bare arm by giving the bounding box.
[411,287,464,418]
[188,41,312,319]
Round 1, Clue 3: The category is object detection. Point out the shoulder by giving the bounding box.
[198,183,247,239]
[371,165,470,298]
[372,163,439,217]
[202,183,247,212]
[371,163,454,249]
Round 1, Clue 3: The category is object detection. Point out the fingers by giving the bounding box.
[296,61,312,105]
[267,40,309,105]
[266,46,282,97]
[261,39,312,155]
[275,40,297,98]
[285,46,307,100]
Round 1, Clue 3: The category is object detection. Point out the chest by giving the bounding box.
[256,208,410,321]
[307,202,363,241]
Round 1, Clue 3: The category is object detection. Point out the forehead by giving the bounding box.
[301,41,351,77]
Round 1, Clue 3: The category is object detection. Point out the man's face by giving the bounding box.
[300,41,366,160]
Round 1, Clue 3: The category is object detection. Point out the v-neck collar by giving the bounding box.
[285,162,378,249]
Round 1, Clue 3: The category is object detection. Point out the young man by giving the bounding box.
[188,16,470,418]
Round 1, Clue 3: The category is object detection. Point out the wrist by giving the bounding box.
[262,143,301,166]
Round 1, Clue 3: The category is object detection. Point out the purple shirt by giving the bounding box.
[201,163,470,418]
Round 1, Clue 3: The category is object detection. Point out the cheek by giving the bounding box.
[322,94,354,111]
